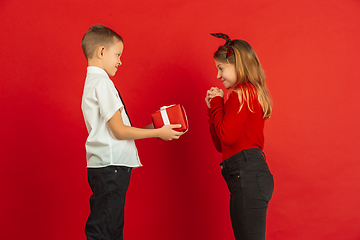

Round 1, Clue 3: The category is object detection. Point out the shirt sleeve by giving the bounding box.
[207,107,222,152]
[209,92,250,146]
[95,78,123,122]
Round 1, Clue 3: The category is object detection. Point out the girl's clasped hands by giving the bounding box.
[205,87,224,108]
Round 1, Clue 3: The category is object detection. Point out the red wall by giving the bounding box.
[1,0,360,239]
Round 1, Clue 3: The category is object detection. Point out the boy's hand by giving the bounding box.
[158,124,183,141]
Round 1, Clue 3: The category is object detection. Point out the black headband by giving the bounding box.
[211,33,233,58]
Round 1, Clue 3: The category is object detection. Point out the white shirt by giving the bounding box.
[81,66,142,168]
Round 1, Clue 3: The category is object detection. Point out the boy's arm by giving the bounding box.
[142,123,154,129]
[108,110,182,141]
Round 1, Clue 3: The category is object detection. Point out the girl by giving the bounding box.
[205,33,274,240]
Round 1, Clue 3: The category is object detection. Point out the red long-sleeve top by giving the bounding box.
[208,84,265,160]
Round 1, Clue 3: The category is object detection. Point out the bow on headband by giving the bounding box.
[211,33,233,58]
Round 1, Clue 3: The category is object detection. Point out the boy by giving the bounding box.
[81,24,182,240]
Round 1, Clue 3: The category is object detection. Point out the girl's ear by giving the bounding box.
[95,46,105,59]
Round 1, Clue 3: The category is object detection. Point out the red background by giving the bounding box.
[1,0,360,239]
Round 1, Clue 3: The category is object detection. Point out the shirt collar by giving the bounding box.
[87,66,109,77]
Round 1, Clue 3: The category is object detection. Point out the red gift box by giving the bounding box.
[151,104,188,132]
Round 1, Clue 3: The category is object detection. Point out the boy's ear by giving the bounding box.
[95,46,105,59]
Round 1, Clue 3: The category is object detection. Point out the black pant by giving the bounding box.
[220,148,274,240]
[85,166,132,240]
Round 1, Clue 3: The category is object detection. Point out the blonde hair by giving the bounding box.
[214,40,272,119]
[81,24,123,60]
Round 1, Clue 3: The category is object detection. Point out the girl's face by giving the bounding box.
[214,59,237,89]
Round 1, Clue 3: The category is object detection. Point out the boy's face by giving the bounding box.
[102,40,124,77]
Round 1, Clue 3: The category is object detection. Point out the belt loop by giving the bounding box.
[243,150,249,161]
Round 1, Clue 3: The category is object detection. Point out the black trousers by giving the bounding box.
[85,166,132,240]
[220,148,274,240]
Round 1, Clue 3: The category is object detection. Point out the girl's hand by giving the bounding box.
[210,87,224,98]
[205,89,215,108]
[205,87,224,108]
[205,92,212,108]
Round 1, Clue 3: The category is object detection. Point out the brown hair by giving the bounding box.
[81,24,123,60]
[214,40,272,119]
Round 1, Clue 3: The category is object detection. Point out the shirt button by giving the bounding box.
[115,170,117,173]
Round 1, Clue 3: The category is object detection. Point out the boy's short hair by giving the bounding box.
[81,24,123,60]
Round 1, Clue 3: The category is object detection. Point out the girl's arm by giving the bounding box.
[209,122,222,152]
[108,110,182,141]
[206,90,223,152]
[209,93,250,146]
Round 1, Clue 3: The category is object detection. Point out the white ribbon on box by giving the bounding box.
[160,104,175,126]
[159,104,188,132]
